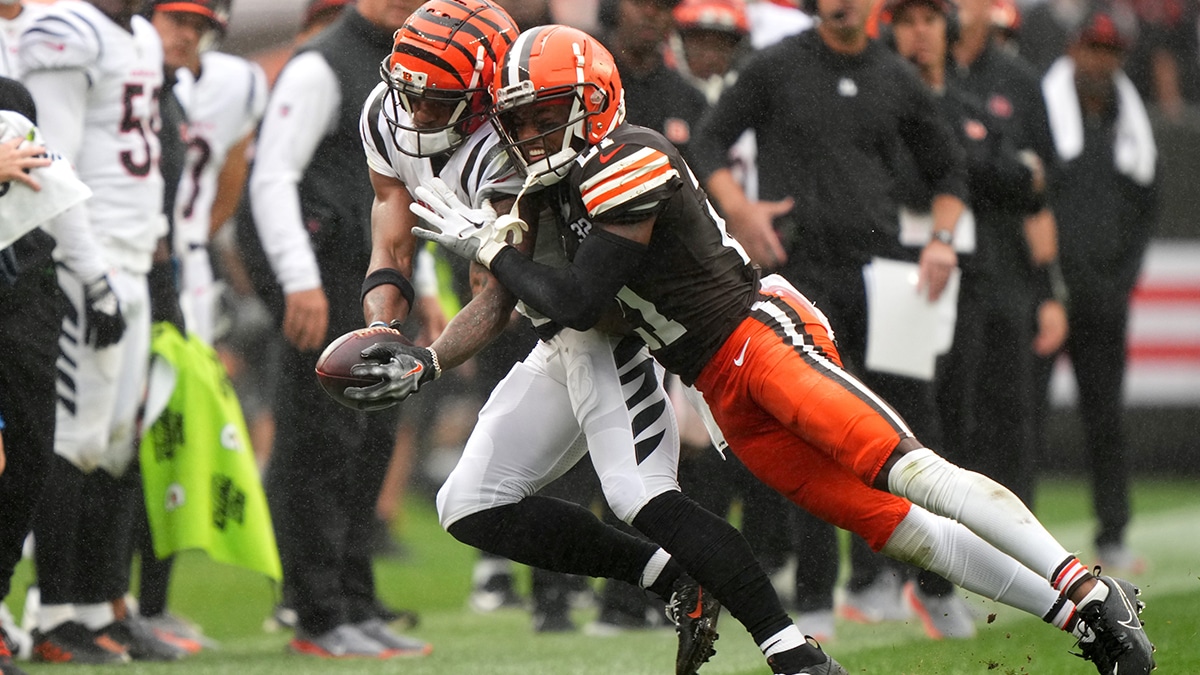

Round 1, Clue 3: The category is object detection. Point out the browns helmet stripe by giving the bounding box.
[503,25,548,88]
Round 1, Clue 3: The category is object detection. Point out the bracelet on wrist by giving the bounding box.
[426,346,443,379]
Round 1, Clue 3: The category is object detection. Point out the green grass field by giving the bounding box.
[7,477,1200,674]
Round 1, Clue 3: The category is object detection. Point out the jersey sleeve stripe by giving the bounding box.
[365,88,391,161]
[586,165,678,216]
[64,10,103,58]
[458,134,487,198]
[579,147,660,192]
[583,157,676,214]
[25,16,86,42]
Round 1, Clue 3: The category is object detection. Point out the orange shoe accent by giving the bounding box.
[686,590,705,620]
[288,638,400,659]
[92,634,128,656]
[152,628,203,655]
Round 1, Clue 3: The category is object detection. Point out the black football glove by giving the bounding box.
[83,274,126,348]
[344,342,440,408]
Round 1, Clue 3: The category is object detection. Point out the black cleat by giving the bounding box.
[98,617,188,661]
[1075,573,1156,674]
[767,636,849,675]
[665,577,720,675]
[31,621,129,664]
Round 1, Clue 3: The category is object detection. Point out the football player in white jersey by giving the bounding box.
[19,0,185,664]
[149,0,267,343]
[350,3,848,673]
[0,0,46,78]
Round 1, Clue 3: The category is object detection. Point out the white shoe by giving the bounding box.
[838,573,910,624]
[903,581,977,640]
[793,609,835,644]
[289,624,393,658]
[353,618,430,657]
[1095,544,1147,576]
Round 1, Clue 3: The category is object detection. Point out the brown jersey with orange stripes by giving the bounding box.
[544,123,760,384]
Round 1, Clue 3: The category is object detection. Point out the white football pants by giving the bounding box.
[54,266,151,477]
[437,328,681,528]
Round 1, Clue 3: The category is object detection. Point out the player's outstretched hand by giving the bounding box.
[345,342,439,407]
[83,274,126,348]
[412,212,527,269]
[410,177,497,238]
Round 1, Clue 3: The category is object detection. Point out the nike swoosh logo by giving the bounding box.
[1114,585,1142,630]
[687,590,705,619]
[597,143,625,164]
[733,337,751,367]
[403,362,424,379]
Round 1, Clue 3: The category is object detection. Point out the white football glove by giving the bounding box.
[410,180,527,268]
[409,177,497,239]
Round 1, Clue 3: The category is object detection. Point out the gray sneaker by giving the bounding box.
[1076,575,1156,675]
[904,582,977,640]
[353,618,431,657]
[839,573,910,624]
[288,624,393,658]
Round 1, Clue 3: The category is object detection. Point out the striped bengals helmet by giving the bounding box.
[380,0,518,157]
[492,25,625,186]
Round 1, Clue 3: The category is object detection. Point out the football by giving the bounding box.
[315,325,411,410]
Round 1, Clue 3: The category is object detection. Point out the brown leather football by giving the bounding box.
[315,325,411,410]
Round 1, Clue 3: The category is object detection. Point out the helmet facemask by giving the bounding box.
[379,43,491,158]
[492,79,614,186]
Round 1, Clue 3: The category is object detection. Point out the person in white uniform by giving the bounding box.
[149,0,266,344]
[20,0,183,664]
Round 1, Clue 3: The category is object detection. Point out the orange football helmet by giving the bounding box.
[491,25,625,186]
[380,0,518,157]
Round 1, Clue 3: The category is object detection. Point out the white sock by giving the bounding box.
[758,624,806,657]
[1043,595,1082,634]
[1075,578,1110,609]
[882,506,1061,619]
[639,548,672,589]
[37,604,76,633]
[888,448,1074,582]
[74,602,114,631]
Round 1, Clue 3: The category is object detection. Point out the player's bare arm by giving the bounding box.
[363,167,419,325]
[918,193,963,301]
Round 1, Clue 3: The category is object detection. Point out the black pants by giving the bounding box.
[265,341,397,635]
[678,447,831,612]
[33,456,141,605]
[1033,290,1132,548]
[786,260,946,603]
[0,234,63,602]
[936,274,1038,507]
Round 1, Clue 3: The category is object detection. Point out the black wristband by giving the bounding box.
[1033,260,1070,307]
[361,268,415,311]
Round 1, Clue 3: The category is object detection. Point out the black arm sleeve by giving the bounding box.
[489,228,648,332]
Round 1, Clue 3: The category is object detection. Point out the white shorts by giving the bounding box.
[437,328,680,527]
[54,267,151,476]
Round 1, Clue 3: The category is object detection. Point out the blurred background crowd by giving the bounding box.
[0,0,1197,670]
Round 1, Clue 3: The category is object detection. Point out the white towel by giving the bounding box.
[0,111,92,248]
[1042,56,1157,186]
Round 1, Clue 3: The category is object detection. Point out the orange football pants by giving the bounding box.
[693,281,914,551]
